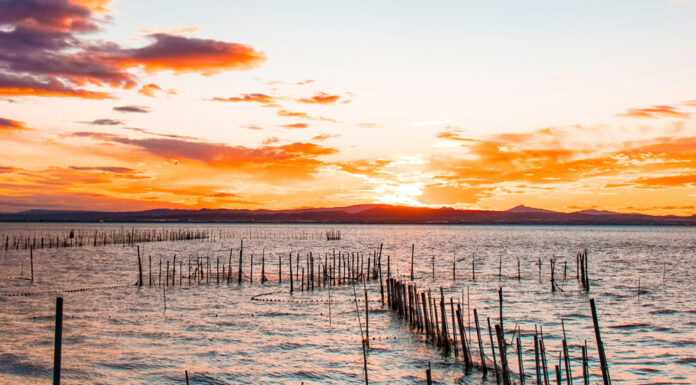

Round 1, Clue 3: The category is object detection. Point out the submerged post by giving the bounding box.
[53,297,63,385]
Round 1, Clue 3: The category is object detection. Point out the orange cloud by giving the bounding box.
[616,105,690,119]
[312,133,340,141]
[356,122,383,128]
[277,109,336,122]
[436,127,473,142]
[296,92,342,104]
[138,83,161,97]
[277,110,310,118]
[210,93,275,103]
[282,123,309,129]
[117,34,265,74]
[72,0,113,14]
[0,74,111,99]
[70,131,336,167]
[334,159,392,178]
[631,174,696,187]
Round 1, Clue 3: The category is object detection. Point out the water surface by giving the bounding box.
[0,224,694,384]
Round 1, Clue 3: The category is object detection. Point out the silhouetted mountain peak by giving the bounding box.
[506,205,558,214]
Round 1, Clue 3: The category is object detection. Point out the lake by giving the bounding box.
[1,223,694,384]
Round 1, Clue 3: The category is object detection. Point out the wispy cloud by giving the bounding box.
[209,93,275,103]
[113,105,150,113]
[616,105,690,119]
[281,123,309,129]
[312,133,340,141]
[277,109,336,122]
[82,119,123,126]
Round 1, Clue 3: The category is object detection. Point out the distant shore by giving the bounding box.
[1,204,694,225]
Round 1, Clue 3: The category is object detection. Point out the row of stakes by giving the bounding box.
[45,241,599,384]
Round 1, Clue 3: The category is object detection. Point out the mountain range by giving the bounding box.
[1,204,694,225]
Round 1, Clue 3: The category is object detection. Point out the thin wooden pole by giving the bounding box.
[517,333,526,385]
[137,246,142,286]
[534,327,542,385]
[289,253,294,294]
[53,297,63,385]
[582,341,589,385]
[237,239,243,284]
[495,324,511,385]
[474,309,487,377]
[410,244,415,280]
[590,298,611,385]
[30,247,34,283]
[488,317,500,384]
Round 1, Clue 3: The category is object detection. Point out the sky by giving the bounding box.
[1,0,695,214]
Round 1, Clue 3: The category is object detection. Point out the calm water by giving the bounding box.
[0,224,694,384]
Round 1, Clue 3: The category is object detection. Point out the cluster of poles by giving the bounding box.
[135,241,390,296]
[386,277,612,385]
[4,227,212,251]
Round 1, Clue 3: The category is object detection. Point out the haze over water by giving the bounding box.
[1,223,695,384]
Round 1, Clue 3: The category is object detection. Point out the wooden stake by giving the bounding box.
[517,333,525,385]
[53,297,63,385]
[590,298,611,385]
[488,317,500,384]
[237,239,243,284]
[474,309,487,377]
[495,324,511,385]
[30,247,34,283]
[410,244,415,280]
[137,246,142,286]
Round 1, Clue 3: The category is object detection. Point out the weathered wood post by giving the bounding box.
[517,334,525,385]
[410,244,415,280]
[590,298,611,385]
[137,245,142,286]
[289,253,294,294]
[237,239,243,284]
[53,297,63,385]
[488,317,500,384]
[474,309,487,377]
[495,324,511,385]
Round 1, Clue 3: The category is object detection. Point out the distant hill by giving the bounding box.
[1,204,694,225]
[506,205,558,214]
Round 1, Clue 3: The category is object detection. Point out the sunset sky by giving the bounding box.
[1,0,695,214]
